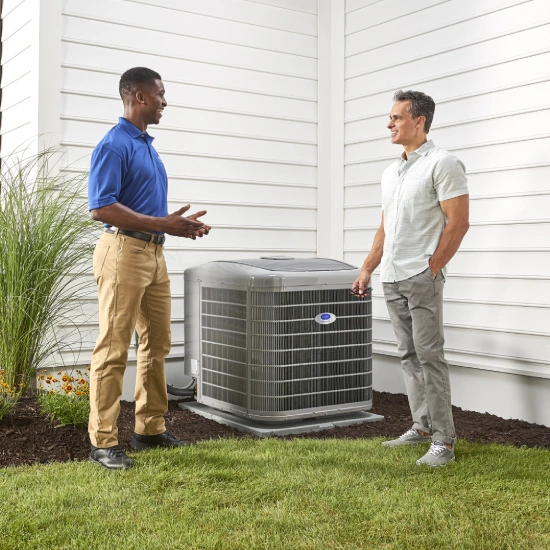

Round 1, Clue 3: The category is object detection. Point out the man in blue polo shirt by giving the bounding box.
[88,67,210,470]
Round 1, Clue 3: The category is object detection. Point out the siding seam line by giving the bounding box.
[62,63,317,102]
[345,46,550,100]
[61,11,317,59]
[1,15,31,42]
[345,77,550,120]
[61,141,317,167]
[62,37,317,81]
[344,133,550,165]
[345,1,385,16]
[346,0,451,36]
[241,0,317,15]
[61,115,317,146]
[346,12,548,68]
[62,168,317,189]
[345,107,550,145]
[124,0,318,37]
[372,317,550,338]
[1,0,25,19]
[344,0,532,43]
[60,90,318,124]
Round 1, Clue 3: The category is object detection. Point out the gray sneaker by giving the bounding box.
[416,441,455,467]
[382,428,432,448]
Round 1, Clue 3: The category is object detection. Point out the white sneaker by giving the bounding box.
[416,441,455,467]
[382,428,432,448]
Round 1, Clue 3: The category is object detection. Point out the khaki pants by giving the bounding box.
[89,231,172,448]
[382,268,456,445]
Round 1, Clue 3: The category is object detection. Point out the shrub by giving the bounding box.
[0,149,96,409]
[37,367,90,427]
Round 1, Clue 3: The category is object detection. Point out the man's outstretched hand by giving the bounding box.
[188,209,211,237]
[164,205,211,239]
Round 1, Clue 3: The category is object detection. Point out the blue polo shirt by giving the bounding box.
[88,117,168,232]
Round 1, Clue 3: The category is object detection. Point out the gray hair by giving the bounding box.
[393,90,435,133]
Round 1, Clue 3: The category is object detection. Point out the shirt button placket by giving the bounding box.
[391,163,406,282]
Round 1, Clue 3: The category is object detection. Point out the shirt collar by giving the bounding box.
[118,117,153,142]
[399,139,435,161]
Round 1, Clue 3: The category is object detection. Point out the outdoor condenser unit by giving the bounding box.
[184,257,372,423]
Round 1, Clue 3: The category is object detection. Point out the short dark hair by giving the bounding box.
[393,90,436,133]
[119,67,162,100]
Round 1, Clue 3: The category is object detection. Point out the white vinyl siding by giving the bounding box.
[0,0,35,154]
[344,0,550,381]
[3,0,549,421]
[56,0,318,365]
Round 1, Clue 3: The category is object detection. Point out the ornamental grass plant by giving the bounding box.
[0,149,96,418]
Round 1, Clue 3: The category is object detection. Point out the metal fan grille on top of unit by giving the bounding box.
[217,257,357,272]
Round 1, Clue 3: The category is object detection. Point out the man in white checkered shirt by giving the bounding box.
[352,90,470,467]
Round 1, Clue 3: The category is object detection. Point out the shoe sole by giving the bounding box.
[382,440,431,448]
[416,457,455,467]
[88,456,134,470]
[129,439,159,451]
[130,438,190,451]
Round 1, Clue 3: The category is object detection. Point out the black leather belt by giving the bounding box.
[106,228,165,245]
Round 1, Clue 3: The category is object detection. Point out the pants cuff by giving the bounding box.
[412,422,431,434]
[432,433,456,445]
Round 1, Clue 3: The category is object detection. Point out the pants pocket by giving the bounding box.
[93,244,110,282]
[420,266,434,281]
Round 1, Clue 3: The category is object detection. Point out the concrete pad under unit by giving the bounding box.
[180,402,384,437]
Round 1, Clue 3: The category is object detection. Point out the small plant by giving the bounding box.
[0,369,23,419]
[37,367,91,427]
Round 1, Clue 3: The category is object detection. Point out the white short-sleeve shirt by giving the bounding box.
[380,140,469,283]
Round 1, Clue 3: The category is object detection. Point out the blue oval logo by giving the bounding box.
[315,313,336,325]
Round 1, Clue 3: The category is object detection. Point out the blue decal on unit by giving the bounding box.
[315,312,336,325]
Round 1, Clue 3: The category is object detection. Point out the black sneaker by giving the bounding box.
[130,430,190,451]
[89,445,134,470]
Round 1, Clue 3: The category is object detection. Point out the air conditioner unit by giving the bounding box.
[183,257,372,423]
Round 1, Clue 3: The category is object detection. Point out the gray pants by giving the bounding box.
[382,268,456,445]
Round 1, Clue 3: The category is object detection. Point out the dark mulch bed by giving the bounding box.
[1,391,548,467]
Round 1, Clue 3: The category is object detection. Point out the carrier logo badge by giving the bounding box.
[315,312,336,325]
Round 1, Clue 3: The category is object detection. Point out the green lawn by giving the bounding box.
[1,438,549,550]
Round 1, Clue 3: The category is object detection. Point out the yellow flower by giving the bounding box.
[57,371,62,375]
[64,385,73,393]
[61,376,69,382]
